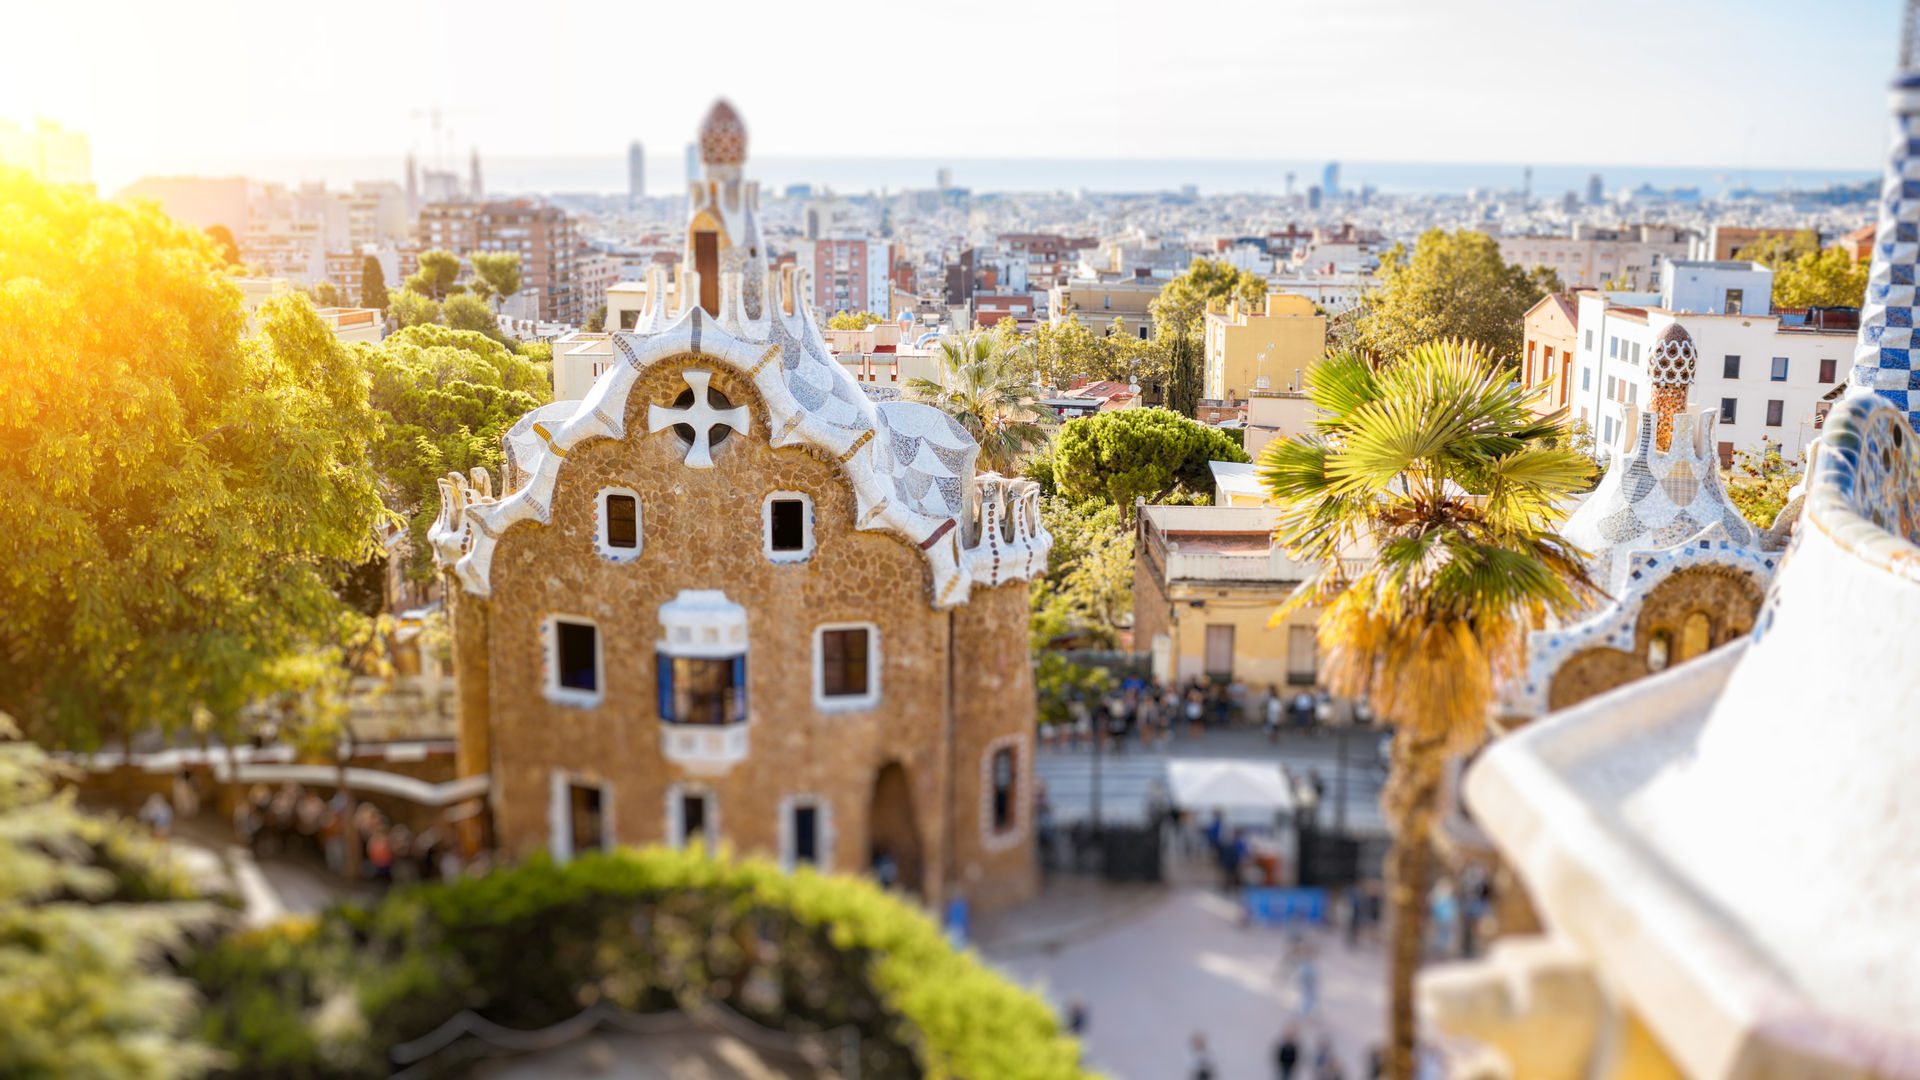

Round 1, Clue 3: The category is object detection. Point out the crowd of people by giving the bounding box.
[228,782,477,883]
[1041,677,1357,754]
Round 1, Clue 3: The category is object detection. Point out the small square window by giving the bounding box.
[1607,375,1616,401]
[1720,398,1738,424]
[1767,399,1784,427]
[1582,368,1592,390]
[991,746,1017,831]
[606,494,638,548]
[548,618,601,704]
[815,624,878,710]
[764,492,815,562]
[1770,357,1788,382]
[1819,358,1837,383]
[1724,355,1741,379]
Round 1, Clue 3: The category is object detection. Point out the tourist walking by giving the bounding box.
[1274,1026,1302,1080]
[1187,1033,1215,1080]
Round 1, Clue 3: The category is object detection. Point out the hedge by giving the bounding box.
[188,846,1088,1080]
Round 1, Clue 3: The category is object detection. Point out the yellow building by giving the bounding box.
[1047,276,1161,340]
[1133,504,1321,689]
[1202,293,1327,402]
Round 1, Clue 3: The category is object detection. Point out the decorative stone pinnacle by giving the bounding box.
[1648,322,1698,451]
[647,369,750,469]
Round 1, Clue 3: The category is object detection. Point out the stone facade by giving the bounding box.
[429,103,1048,915]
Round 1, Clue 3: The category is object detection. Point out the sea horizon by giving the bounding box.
[100,153,1879,202]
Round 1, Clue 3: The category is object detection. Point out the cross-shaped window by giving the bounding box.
[646,369,750,468]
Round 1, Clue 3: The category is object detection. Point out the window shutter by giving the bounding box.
[657,653,675,721]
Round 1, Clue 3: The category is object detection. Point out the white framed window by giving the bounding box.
[594,486,642,562]
[665,783,719,852]
[980,733,1029,852]
[543,615,604,707]
[812,622,880,712]
[763,491,815,563]
[549,769,614,863]
[778,794,834,871]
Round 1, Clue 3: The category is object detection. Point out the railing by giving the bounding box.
[1161,546,1316,584]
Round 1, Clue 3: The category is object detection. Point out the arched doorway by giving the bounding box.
[867,762,923,895]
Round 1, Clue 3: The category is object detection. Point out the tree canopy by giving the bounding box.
[1028,497,1132,649]
[359,254,388,312]
[443,292,499,337]
[0,173,389,745]
[907,330,1050,475]
[467,251,521,303]
[389,289,442,329]
[0,718,218,1079]
[359,325,550,579]
[404,249,460,301]
[1348,229,1555,364]
[826,310,885,330]
[1053,407,1247,514]
[204,224,240,268]
[1774,247,1869,309]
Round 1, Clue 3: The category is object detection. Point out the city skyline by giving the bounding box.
[6,0,1901,194]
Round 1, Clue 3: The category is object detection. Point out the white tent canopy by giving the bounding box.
[1167,759,1295,813]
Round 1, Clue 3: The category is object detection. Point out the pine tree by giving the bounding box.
[361,254,389,312]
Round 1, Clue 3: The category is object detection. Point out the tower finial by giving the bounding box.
[1848,0,1920,431]
[1903,0,1920,72]
[1647,322,1698,452]
[698,99,747,171]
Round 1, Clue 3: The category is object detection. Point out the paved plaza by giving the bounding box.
[987,882,1388,1080]
[1037,725,1391,836]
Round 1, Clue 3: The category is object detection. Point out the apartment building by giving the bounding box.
[1048,276,1161,339]
[1570,262,1851,462]
[1521,293,1581,415]
[1201,292,1327,401]
[995,233,1098,289]
[806,236,893,318]
[419,200,587,323]
[1497,224,1692,290]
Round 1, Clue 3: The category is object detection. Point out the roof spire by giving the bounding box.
[1648,322,1698,451]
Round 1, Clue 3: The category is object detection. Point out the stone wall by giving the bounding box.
[946,581,1040,912]
[471,353,1036,912]
[1546,565,1764,711]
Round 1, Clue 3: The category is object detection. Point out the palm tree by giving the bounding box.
[1259,341,1595,1080]
[907,329,1051,475]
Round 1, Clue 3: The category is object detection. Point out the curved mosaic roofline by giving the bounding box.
[1800,385,1920,584]
[427,288,1051,610]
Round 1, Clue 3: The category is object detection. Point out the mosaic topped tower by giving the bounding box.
[1846,3,1920,431]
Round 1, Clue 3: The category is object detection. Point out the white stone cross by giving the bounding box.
[648,369,750,469]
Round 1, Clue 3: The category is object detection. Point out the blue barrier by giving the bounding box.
[1243,886,1328,926]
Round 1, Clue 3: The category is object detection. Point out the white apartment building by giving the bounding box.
[1570,261,1850,463]
[1498,224,1692,290]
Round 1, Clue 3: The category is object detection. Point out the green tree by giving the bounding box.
[1260,342,1595,1080]
[1733,230,1820,268]
[0,173,389,746]
[1029,497,1133,648]
[404,249,460,301]
[360,254,388,312]
[1722,441,1803,529]
[827,310,885,330]
[468,251,522,308]
[360,325,550,579]
[1053,407,1247,515]
[1146,259,1269,416]
[389,288,442,329]
[444,291,501,338]
[1774,247,1870,309]
[205,224,240,267]
[308,279,345,307]
[585,304,606,332]
[1350,229,1553,364]
[907,330,1050,475]
[0,717,219,1080]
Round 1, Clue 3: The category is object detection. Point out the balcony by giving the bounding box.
[656,590,749,775]
[658,721,748,773]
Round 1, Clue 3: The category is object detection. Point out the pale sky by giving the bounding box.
[5,0,1903,188]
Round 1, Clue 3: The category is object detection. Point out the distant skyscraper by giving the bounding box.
[405,151,419,214]
[1587,173,1604,206]
[469,147,482,200]
[685,142,698,187]
[1285,171,1295,197]
[628,140,645,208]
[936,166,952,190]
[1321,162,1340,197]
[1307,184,1323,211]
[1523,165,1532,201]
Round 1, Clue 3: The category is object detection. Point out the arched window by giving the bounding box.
[1679,612,1712,662]
[1646,629,1671,673]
